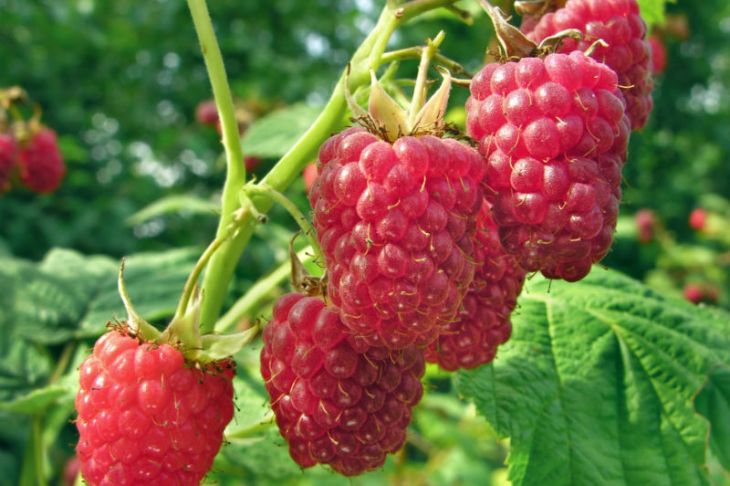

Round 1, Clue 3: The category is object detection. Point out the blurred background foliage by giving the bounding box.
[0,0,728,484]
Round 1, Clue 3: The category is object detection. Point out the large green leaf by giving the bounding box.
[0,248,197,406]
[456,267,730,486]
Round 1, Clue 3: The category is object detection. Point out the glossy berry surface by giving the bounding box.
[75,330,235,485]
[18,127,66,193]
[310,127,485,349]
[426,202,526,370]
[524,0,653,129]
[466,52,630,282]
[0,132,17,190]
[261,294,425,476]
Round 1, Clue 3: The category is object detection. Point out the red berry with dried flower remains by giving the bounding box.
[466,50,629,282]
[261,294,425,476]
[75,329,235,485]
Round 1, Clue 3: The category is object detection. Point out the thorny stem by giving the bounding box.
[190,0,461,332]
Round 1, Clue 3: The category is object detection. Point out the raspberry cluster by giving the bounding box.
[261,294,425,476]
[309,127,485,349]
[523,0,653,129]
[75,330,235,485]
[466,51,629,281]
[426,202,526,370]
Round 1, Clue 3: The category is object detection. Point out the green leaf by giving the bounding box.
[637,0,673,28]
[241,104,324,159]
[456,267,730,486]
[78,247,198,335]
[0,385,70,415]
[126,194,220,226]
[696,368,730,470]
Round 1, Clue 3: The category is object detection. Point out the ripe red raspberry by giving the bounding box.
[261,294,425,476]
[635,209,656,243]
[649,35,667,75]
[18,127,65,193]
[523,0,653,129]
[0,132,18,191]
[689,208,707,231]
[466,51,630,282]
[75,329,235,485]
[309,127,485,349]
[426,201,525,370]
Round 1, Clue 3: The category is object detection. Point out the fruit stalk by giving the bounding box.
[186,0,249,331]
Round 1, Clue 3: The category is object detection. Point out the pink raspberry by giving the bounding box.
[261,294,425,476]
[18,127,65,193]
[75,329,235,485]
[195,100,219,127]
[635,209,656,243]
[466,51,630,282]
[309,127,485,349]
[523,0,653,129]
[0,132,18,191]
[426,201,526,370]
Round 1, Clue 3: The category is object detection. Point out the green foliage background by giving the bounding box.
[0,0,728,485]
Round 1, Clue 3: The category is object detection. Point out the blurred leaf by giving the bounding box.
[457,267,730,486]
[638,0,672,28]
[242,104,323,159]
[0,385,69,415]
[127,195,220,226]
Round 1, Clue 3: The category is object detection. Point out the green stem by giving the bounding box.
[245,184,324,265]
[195,0,461,332]
[225,416,275,440]
[215,248,314,333]
[408,31,445,126]
[187,0,247,332]
[173,224,236,320]
[32,417,46,486]
[381,47,469,76]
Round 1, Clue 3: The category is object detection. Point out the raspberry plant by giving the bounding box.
[1,0,729,485]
